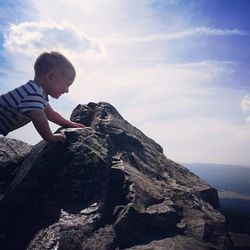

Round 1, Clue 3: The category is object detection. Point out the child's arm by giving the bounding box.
[44,105,84,128]
[29,110,66,143]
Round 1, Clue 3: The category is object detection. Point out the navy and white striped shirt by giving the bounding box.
[0,80,49,136]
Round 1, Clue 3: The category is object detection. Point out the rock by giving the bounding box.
[0,137,32,196]
[229,232,250,249]
[0,102,232,250]
[125,235,221,250]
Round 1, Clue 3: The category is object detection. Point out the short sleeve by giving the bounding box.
[18,93,48,114]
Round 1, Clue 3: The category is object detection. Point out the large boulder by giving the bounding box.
[0,102,232,249]
[0,137,32,195]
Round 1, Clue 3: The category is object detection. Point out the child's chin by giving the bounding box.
[52,94,61,99]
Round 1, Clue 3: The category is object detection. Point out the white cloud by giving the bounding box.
[241,95,250,124]
[241,95,250,112]
[3,21,105,60]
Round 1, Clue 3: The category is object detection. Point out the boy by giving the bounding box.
[0,51,84,143]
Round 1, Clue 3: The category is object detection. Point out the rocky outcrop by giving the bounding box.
[0,137,32,196]
[0,102,232,249]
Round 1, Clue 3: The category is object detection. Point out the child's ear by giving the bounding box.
[47,71,55,81]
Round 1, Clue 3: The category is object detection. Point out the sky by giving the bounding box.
[0,0,250,166]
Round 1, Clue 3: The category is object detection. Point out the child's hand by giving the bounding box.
[50,133,67,143]
[68,121,85,128]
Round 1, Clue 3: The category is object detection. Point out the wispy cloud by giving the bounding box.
[241,95,250,112]
[106,27,249,45]
[241,95,250,124]
[195,27,249,36]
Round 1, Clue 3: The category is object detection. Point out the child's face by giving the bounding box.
[46,70,73,99]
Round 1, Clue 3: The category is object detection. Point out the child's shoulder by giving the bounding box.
[17,80,45,95]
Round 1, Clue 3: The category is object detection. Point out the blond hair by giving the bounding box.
[34,51,76,81]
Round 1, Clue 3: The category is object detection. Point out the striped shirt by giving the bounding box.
[0,80,49,136]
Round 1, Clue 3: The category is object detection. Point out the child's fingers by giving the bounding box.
[71,122,85,128]
[77,123,85,128]
[53,134,66,143]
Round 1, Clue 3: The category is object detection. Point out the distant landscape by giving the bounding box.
[183,163,250,234]
[183,163,250,195]
[183,163,250,212]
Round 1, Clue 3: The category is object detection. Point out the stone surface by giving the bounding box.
[229,232,250,250]
[0,102,232,249]
[0,137,32,196]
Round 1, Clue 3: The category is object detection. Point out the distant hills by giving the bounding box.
[183,163,250,213]
[183,163,250,195]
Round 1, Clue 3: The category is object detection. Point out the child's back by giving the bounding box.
[0,81,48,136]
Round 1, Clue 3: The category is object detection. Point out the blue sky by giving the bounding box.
[0,0,250,166]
